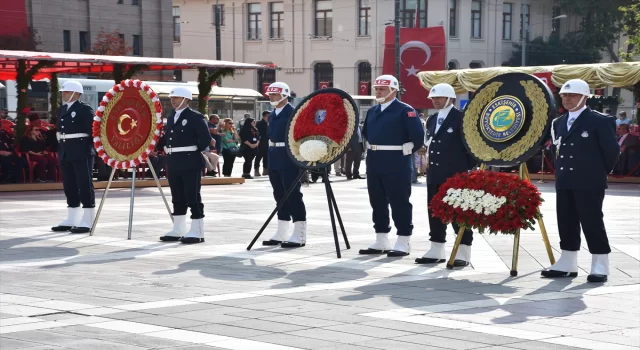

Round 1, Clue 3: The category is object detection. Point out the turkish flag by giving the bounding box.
[382,26,446,110]
[532,72,556,92]
[359,81,370,96]
[319,81,330,89]
[262,83,271,96]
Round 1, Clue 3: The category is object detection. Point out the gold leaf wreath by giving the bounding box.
[463,80,548,162]
[100,89,157,162]
[288,97,357,167]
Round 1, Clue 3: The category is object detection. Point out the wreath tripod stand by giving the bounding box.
[247,167,351,258]
[446,163,556,276]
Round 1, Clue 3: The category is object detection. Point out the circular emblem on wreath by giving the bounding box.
[286,88,359,170]
[480,95,526,142]
[92,79,163,169]
[462,72,556,167]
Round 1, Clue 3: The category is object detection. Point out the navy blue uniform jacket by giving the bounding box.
[425,107,476,184]
[57,100,95,161]
[268,104,298,171]
[552,108,620,190]
[164,108,212,172]
[362,99,425,174]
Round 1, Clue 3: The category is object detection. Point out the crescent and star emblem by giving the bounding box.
[118,114,137,136]
[399,40,432,77]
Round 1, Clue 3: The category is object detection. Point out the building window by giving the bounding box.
[552,6,561,34]
[79,31,89,52]
[213,4,225,26]
[314,62,333,90]
[314,0,332,37]
[270,2,284,39]
[132,0,138,5]
[400,0,428,28]
[173,7,180,42]
[520,4,530,40]
[247,3,262,40]
[358,0,371,36]
[502,3,512,40]
[471,0,482,38]
[133,35,141,55]
[257,67,276,96]
[449,0,457,37]
[63,30,71,52]
[357,62,372,95]
[117,0,123,4]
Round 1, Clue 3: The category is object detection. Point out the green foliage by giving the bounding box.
[508,33,602,66]
[197,68,235,115]
[619,2,640,61]
[15,59,56,141]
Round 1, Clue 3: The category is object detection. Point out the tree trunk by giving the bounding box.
[607,44,621,115]
[49,72,59,122]
[15,60,29,141]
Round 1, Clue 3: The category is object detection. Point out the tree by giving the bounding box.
[15,60,55,140]
[87,28,146,83]
[507,33,602,66]
[0,27,41,51]
[619,3,640,122]
[197,68,235,115]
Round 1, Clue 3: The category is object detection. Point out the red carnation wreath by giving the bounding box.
[288,92,355,165]
[92,79,163,169]
[430,170,543,234]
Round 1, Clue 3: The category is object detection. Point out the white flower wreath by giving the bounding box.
[299,139,329,162]
[442,188,507,215]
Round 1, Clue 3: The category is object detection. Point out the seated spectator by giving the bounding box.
[614,123,640,176]
[20,125,57,182]
[203,139,219,177]
[220,118,240,177]
[208,114,222,154]
[0,128,27,183]
[616,111,632,126]
[45,116,58,152]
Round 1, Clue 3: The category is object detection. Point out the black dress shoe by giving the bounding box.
[415,257,445,264]
[262,239,282,246]
[180,237,204,244]
[51,225,73,232]
[587,274,607,283]
[453,259,469,267]
[69,226,90,234]
[354,175,366,179]
[387,250,409,257]
[160,236,181,242]
[281,241,305,248]
[359,248,390,254]
[540,270,578,278]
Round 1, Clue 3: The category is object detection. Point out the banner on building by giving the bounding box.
[319,81,331,89]
[382,26,446,110]
[358,81,370,96]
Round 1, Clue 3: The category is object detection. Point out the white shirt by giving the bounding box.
[174,106,187,123]
[64,100,77,109]
[379,98,396,112]
[434,104,454,133]
[567,105,586,130]
[275,106,285,115]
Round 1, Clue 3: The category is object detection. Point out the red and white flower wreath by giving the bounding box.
[92,79,163,169]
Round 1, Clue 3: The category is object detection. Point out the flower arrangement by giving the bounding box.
[430,170,543,234]
[299,139,328,162]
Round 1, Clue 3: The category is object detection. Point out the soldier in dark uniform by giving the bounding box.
[358,75,425,257]
[51,81,96,234]
[159,87,212,244]
[254,110,269,177]
[541,79,620,283]
[415,83,476,266]
[261,82,307,248]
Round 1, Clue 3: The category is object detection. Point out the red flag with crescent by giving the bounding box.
[382,26,446,110]
[319,81,330,89]
[262,83,271,96]
[358,81,370,96]
[532,72,556,92]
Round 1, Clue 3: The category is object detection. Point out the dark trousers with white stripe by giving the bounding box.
[168,168,204,219]
[556,189,610,254]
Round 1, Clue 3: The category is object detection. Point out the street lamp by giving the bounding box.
[521,12,567,67]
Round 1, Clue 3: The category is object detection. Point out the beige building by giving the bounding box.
[173,0,634,114]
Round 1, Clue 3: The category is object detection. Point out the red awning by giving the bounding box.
[0,50,270,80]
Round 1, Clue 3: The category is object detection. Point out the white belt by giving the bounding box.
[165,146,197,154]
[367,144,403,151]
[56,132,89,141]
[269,141,285,147]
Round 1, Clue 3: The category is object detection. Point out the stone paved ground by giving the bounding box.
[1,161,639,350]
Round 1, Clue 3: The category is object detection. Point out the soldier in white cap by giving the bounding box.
[415,83,476,266]
[159,87,212,244]
[541,79,620,283]
[51,80,97,234]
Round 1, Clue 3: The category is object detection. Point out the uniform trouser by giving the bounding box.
[427,183,473,245]
[61,156,95,208]
[333,156,345,173]
[367,171,413,236]
[269,168,306,222]
[344,144,362,177]
[168,168,204,219]
[556,189,610,254]
[254,145,268,170]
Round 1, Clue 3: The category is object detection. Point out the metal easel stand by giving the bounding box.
[246,167,350,258]
[446,163,555,276]
[90,162,174,240]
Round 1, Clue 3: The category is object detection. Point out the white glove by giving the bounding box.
[402,142,414,156]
